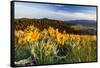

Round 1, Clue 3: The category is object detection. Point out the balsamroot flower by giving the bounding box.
[31,32,40,41]
[56,29,68,45]
[48,27,55,37]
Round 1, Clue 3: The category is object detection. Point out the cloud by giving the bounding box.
[15,3,96,21]
[71,12,96,20]
[56,11,96,20]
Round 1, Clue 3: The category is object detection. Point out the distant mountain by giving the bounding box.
[68,20,96,28]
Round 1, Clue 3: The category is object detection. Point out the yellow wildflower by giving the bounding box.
[18,38,23,45]
[62,34,68,45]
[15,30,24,38]
[92,35,96,41]
[56,31,62,44]
[31,32,40,41]
[70,34,75,39]
[43,29,48,35]
[48,27,55,37]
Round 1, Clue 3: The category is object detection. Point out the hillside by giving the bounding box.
[68,20,96,28]
[14,18,96,35]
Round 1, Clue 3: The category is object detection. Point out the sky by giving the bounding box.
[15,2,96,21]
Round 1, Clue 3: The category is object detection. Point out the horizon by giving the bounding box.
[15,17,96,22]
[15,2,96,21]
